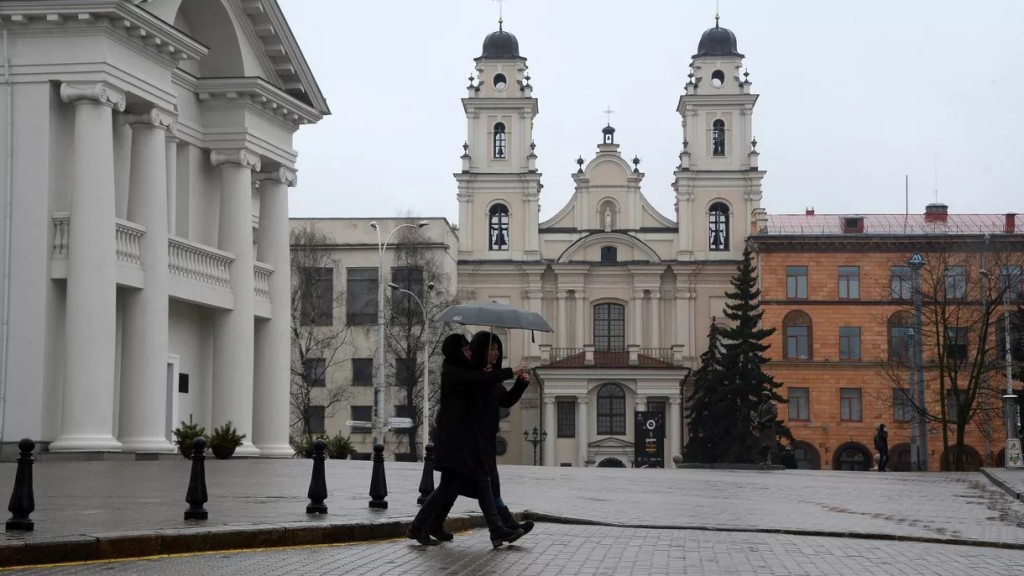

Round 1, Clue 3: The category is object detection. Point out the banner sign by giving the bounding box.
[634,411,664,468]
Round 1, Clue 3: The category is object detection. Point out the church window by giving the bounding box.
[596,383,626,435]
[600,246,617,263]
[493,123,507,159]
[488,204,510,251]
[493,73,507,91]
[593,303,625,351]
[712,119,726,156]
[708,202,729,251]
[711,70,725,88]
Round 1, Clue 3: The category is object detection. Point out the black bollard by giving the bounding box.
[306,439,328,514]
[368,443,388,509]
[184,437,208,520]
[416,443,435,505]
[6,438,35,531]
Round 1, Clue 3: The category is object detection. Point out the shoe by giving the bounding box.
[489,526,524,549]
[429,527,454,541]
[497,505,534,535]
[406,526,439,546]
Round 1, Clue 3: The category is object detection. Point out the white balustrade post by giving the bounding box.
[50,83,125,452]
[211,148,261,456]
[119,108,175,452]
[543,395,556,466]
[670,397,683,462]
[577,395,589,466]
[252,167,297,457]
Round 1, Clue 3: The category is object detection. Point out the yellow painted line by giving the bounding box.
[0,530,478,572]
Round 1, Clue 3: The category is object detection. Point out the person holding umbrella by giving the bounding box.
[407,333,527,548]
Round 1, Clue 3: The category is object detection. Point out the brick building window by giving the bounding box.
[888,312,913,362]
[783,310,812,360]
[840,388,862,421]
[839,327,861,360]
[787,266,808,299]
[891,266,912,300]
[893,388,914,423]
[788,387,810,421]
[838,266,860,299]
[944,265,967,300]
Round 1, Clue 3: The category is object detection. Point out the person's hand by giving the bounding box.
[520,371,531,384]
[514,360,529,376]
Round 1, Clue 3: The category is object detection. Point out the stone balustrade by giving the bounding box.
[254,262,273,299]
[115,219,146,266]
[168,236,233,288]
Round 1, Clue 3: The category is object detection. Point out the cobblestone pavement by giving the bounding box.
[12,524,1024,576]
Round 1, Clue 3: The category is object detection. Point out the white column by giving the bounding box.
[577,395,589,466]
[675,289,691,351]
[635,394,647,413]
[527,288,544,354]
[118,108,175,452]
[543,395,556,466]
[631,289,644,347]
[50,84,125,452]
[556,290,567,348]
[574,291,585,348]
[252,167,297,457]
[211,148,261,456]
[165,134,178,235]
[669,396,682,460]
[650,292,661,349]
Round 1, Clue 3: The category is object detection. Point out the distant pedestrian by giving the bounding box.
[874,423,889,472]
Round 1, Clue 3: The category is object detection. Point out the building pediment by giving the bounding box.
[557,232,661,263]
[589,437,633,448]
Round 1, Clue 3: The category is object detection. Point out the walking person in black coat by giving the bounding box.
[874,423,889,472]
[407,333,526,548]
[464,330,535,536]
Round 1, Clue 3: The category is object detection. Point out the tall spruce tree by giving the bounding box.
[684,319,728,463]
[716,245,790,463]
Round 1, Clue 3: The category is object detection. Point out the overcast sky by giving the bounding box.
[279,0,1024,223]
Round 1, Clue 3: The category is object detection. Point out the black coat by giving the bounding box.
[432,335,514,477]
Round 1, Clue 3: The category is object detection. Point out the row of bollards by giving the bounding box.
[4,437,438,531]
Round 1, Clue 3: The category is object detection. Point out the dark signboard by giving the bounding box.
[634,411,664,468]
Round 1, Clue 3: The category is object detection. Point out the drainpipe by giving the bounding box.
[0,20,13,445]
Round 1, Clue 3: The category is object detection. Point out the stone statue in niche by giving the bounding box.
[604,208,612,232]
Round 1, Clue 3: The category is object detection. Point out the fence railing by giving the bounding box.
[168,237,233,289]
[115,219,145,266]
[254,262,273,299]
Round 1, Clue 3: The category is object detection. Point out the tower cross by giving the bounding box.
[603,106,615,126]
[493,0,508,28]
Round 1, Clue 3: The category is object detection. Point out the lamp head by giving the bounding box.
[427,282,435,291]
[416,220,430,228]
[370,221,379,230]
[387,282,400,291]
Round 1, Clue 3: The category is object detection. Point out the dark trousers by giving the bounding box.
[878,450,889,472]
[413,470,502,533]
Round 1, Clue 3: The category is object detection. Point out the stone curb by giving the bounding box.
[520,511,1024,551]
[0,514,489,569]
[979,468,1024,504]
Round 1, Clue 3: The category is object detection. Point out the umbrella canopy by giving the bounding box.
[434,302,554,332]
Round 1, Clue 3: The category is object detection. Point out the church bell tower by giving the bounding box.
[455,20,542,261]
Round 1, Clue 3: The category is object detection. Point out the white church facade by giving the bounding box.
[455,18,765,468]
[0,0,328,458]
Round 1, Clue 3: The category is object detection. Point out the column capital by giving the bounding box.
[634,395,647,406]
[123,108,176,133]
[669,397,682,406]
[210,149,262,172]
[543,395,557,405]
[632,288,646,299]
[60,82,125,111]
[255,167,298,187]
[576,395,590,405]
[557,290,568,299]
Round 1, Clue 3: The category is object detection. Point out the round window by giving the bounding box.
[493,73,508,91]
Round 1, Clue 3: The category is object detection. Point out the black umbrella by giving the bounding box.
[434,301,554,333]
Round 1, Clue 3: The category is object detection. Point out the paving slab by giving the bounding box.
[0,459,1021,567]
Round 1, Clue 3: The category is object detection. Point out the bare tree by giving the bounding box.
[880,239,1023,470]
[290,223,352,447]
[382,222,457,460]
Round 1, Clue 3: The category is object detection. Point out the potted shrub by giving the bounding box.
[325,432,357,460]
[172,416,206,459]
[206,421,246,459]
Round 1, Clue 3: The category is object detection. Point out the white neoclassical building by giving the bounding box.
[456,17,765,468]
[0,0,328,458]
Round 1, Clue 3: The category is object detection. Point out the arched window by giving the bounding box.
[834,443,871,471]
[596,383,626,435]
[488,204,510,251]
[888,312,913,362]
[593,303,625,351]
[783,310,812,360]
[493,122,507,159]
[712,119,726,156]
[708,202,729,251]
[600,246,617,263]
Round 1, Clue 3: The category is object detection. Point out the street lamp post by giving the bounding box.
[523,426,546,466]
[388,281,434,458]
[908,252,927,471]
[1002,270,1022,468]
[369,220,429,449]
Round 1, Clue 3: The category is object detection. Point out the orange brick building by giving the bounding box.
[749,205,1023,471]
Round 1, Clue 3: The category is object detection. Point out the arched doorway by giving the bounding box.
[941,445,982,471]
[597,457,626,468]
[792,441,821,470]
[833,442,871,471]
[890,442,913,472]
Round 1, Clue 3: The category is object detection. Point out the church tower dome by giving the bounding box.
[694,15,744,59]
[480,21,521,60]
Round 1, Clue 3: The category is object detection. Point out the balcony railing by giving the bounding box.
[168,237,233,289]
[540,345,685,368]
[115,219,145,266]
[254,262,273,299]
[52,213,70,257]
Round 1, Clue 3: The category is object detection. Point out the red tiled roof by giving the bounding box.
[761,213,1016,236]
